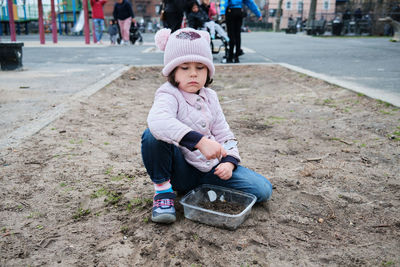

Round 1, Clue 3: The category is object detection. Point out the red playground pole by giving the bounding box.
[7,0,16,41]
[38,0,45,44]
[50,0,58,43]
[82,0,90,44]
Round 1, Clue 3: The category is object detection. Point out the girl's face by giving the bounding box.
[174,62,208,93]
[192,4,199,12]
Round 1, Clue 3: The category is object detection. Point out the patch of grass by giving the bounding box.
[380,110,392,115]
[36,225,44,230]
[69,139,83,145]
[127,197,152,211]
[360,143,366,147]
[110,172,135,182]
[1,227,7,233]
[27,212,43,219]
[269,116,286,121]
[91,187,108,199]
[143,217,149,223]
[266,116,286,125]
[357,93,365,97]
[60,182,67,187]
[120,225,129,234]
[111,174,126,181]
[105,167,113,175]
[393,131,400,136]
[72,207,91,221]
[104,142,110,145]
[64,187,74,192]
[381,261,396,266]
[323,98,333,104]
[389,136,400,141]
[105,191,122,205]
[377,99,393,107]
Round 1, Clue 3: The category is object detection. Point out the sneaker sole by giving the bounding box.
[151,213,176,224]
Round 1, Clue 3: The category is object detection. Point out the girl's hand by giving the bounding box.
[195,137,227,160]
[214,162,234,180]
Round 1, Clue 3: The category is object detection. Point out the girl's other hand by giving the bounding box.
[214,162,234,180]
[195,137,227,160]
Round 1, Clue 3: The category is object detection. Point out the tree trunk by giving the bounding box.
[274,0,283,31]
[307,0,317,28]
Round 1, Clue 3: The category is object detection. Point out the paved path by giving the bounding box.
[0,32,399,150]
[242,32,400,105]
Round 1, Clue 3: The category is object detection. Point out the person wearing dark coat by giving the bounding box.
[113,0,135,44]
[162,0,186,32]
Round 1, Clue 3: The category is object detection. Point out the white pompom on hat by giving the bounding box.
[154,28,215,78]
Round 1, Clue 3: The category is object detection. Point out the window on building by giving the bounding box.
[286,0,292,10]
[297,1,303,12]
[323,0,329,10]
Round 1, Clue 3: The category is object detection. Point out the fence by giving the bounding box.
[0,3,54,21]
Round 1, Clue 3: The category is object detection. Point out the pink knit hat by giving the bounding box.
[155,28,215,78]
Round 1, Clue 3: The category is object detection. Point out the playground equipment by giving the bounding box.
[0,0,92,44]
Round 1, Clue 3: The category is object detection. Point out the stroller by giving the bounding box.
[117,21,143,45]
[209,20,229,63]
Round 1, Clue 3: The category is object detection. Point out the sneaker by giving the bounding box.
[152,192,176,223]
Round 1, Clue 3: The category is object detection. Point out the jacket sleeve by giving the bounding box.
[113,4,117,20]
[209,91,240,161]
[128,2,135,18]
[244,0,261,17]
[147,92,193,146]
[219,0,228,15]
[187,13,196,28]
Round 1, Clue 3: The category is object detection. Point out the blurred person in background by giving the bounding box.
[113,0,135,45]
[91,0,107,44]
[220,0,262,63]
[162,0,186,32]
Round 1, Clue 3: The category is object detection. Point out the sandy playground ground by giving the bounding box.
[1,64,399,266]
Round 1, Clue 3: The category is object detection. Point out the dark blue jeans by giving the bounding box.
[141,129,272,202]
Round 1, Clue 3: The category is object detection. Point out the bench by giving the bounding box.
[305,20,326,35]
[285,20,297,34]
[0,42,24,71]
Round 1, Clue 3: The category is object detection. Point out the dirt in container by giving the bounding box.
[198,200,245,215]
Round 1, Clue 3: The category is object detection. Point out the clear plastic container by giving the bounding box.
[179,184,257,230]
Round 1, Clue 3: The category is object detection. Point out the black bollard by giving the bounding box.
[0,42,24,71]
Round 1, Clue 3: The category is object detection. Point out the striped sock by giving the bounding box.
[154,180,173,194]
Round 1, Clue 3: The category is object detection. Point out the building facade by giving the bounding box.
[261,0,337,29]
[103,0,160,21]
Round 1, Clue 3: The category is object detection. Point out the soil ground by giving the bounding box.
[1,65,399,267]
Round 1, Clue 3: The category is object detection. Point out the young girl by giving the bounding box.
[141,28,272,224]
